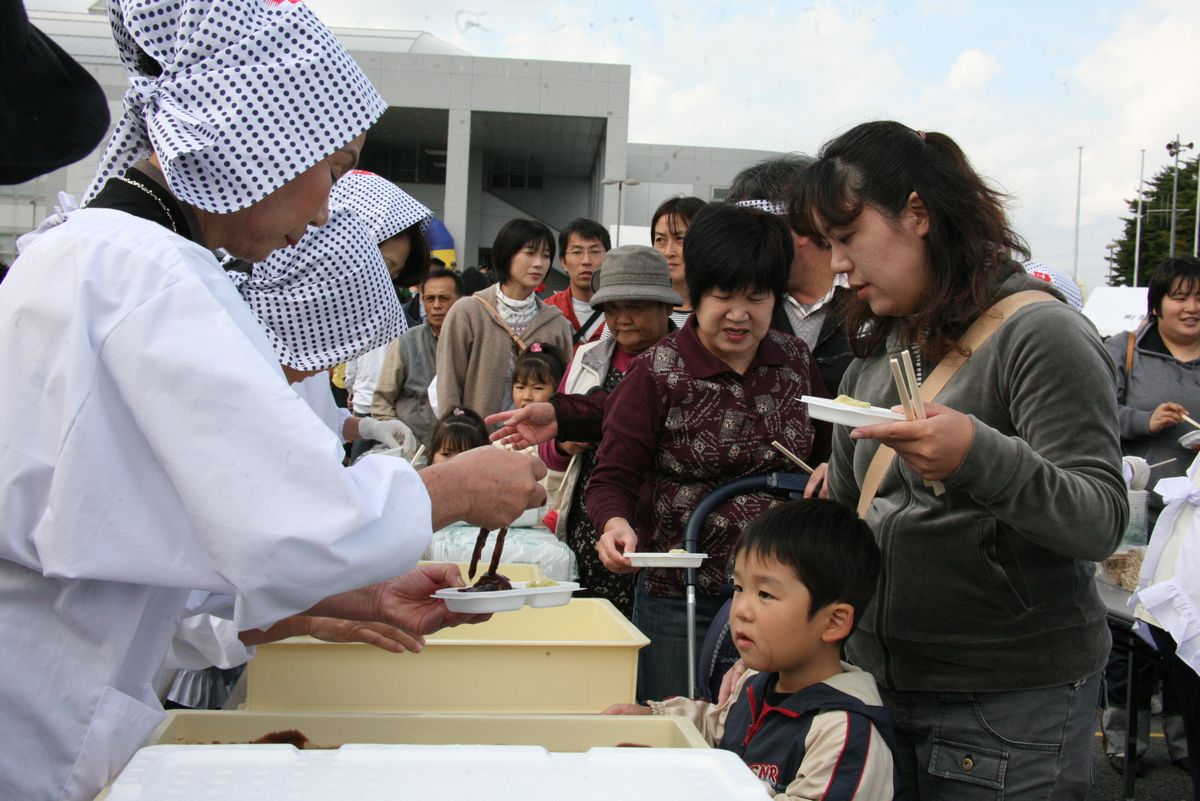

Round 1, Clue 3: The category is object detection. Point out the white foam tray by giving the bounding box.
[107,744,771,800]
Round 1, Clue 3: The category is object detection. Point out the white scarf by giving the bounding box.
[495,286,538,333]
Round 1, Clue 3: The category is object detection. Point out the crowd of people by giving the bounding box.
[1,1,1198,800]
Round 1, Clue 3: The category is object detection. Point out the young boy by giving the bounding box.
[605,499,895,800]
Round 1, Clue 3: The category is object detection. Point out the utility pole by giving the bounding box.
[1166,136,1194,258]
[1134,149,1145,285]
[1072,146,1083,279]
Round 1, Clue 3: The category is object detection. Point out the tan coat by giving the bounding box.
[435,284,572,421]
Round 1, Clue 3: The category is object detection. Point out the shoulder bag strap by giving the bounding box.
[572,309,604,343]
[856,290,1057,519]
[474,295,529,353]
[1125,329,1136,376]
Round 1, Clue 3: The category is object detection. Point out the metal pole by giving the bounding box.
[615,182,623,247]
[1134,149,1145,286]
[1073,146,1083,279]
[1170,136,1182,258]
[1194,156,1199,258]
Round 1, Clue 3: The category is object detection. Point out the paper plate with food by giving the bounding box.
[801,394,906,428]
[623,550,708,569]
[434,525,581,612]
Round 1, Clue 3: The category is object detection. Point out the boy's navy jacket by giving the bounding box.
[718,670,900,800]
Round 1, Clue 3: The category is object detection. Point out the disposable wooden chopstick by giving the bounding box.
[888,358,917,420]
[771,440,815,474]
[890,356,946,497]
[409,444,426,465]
[1183,414,1200,431]
[900,350,928,421]
[1148,457,1177,469]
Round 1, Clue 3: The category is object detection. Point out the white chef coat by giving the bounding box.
[0,209,433,801]
[293,371,353,445]
[345,342,390,416]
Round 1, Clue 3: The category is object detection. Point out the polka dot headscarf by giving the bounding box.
[330,169,433,244]
[231,208,406,371]
[1023,259,1084,312]
[84,0,387,213]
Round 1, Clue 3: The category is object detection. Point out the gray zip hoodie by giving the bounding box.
[829,271,1128,691]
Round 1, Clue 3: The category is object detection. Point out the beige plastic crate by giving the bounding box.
[244,598,648,713]
[419,560,544,582]
[149,709,707,749]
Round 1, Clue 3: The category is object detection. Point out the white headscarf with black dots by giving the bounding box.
[84,0,386,213]
[330,170,434,244]
[231,208,406,371]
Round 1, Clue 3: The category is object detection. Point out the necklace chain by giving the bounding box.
[116,175,179,234]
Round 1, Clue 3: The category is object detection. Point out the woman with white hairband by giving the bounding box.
[0,1,545,798]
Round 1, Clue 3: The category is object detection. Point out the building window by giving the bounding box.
[711,186,729,201]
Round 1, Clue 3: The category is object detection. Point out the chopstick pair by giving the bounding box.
[771,440,814,474]
[889,351,946,497]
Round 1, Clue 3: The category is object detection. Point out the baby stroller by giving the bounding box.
[682,471,809,700]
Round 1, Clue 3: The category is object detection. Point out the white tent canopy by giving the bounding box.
[1083,286,1148,339]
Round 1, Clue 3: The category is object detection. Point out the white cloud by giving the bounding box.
[946,49,1000,91]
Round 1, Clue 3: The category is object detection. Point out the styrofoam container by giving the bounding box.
[433,580,581,613]
[243,599,648,712]
[802,394,905,427]
[106,744,770,800]
[148,709,708,749]
[624,552,708,568]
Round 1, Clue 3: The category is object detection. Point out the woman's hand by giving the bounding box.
[851,402,974,481]
[558,441,593,456]
[602,703,652,715]
[803,462,830,499]
[1150,402,1189,433]
[596,518,639,574]
[717,659,747,705]
[486,402,558,448]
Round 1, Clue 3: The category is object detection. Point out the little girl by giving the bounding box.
[428,407,489,465]
[511,343,566,409]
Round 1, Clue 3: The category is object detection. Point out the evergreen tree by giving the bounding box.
[1109,152,1199,286]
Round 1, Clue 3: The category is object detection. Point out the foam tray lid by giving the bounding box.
[108,744,771,800]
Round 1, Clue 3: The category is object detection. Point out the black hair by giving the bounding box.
[421,267,464,297]
[682,202,792,308]
[736,499,880,636]
[384,223,431,287]
[512,344,566,389]
[431,256,446,268]
[430,407,489,459]
[1147,256,1200,317]
[651,195,706,236]
[492,219,556,283]
[798,120,1027,364]
[726,153,814,205]
[457,266,497,295]
[558,217,611,256]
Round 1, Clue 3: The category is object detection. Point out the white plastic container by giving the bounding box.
[105,744,771,800]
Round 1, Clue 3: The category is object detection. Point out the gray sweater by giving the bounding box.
[829,272,1127,692]
[1103,322,1200,487]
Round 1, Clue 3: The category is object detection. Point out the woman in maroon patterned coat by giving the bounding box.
[588,202,830,701]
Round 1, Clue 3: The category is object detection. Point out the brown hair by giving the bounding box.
[798,121,1027,363]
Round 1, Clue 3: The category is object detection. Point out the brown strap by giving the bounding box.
[474,295,528,353]
[856,290,1057,519]
[1125,330,1136,376]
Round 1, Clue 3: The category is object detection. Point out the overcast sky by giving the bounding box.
[29,0,1200,292]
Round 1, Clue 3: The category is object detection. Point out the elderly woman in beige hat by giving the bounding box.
[490,245,680,614]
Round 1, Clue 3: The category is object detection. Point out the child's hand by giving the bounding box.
[603,703,652,715]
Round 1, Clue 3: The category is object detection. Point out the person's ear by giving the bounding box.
[821,603,855,643]
[906,191,929,238]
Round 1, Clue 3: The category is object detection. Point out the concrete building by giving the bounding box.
[2,9,779,273]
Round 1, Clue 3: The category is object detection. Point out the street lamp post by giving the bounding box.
[1166,136,1194,258]
[1134,149,1145,286]
[602,177,640,246]
[1106,242,1119,285]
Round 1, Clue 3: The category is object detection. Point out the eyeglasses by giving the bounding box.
[566,248,606,259]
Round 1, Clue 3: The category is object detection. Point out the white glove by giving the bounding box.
[357,417,418,457]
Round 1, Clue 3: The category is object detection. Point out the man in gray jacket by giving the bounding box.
[372,269,463,450]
